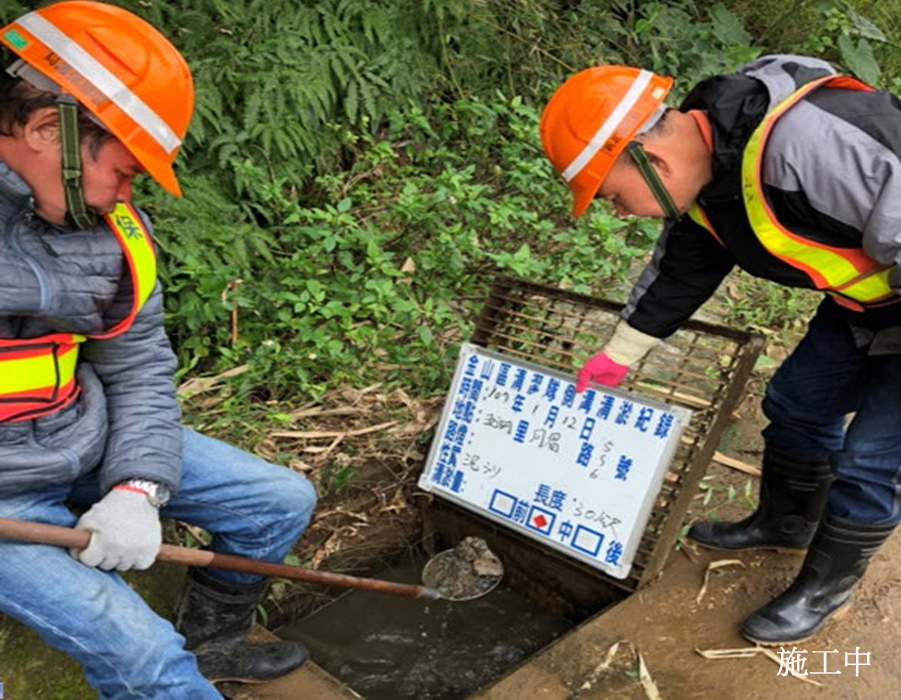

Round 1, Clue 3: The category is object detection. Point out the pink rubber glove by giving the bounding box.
[576,350,630,392]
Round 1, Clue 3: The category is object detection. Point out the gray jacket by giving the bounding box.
[0,162,182,497]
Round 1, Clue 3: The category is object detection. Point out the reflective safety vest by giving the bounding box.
[688,74,897,313]
[0,203,156,423]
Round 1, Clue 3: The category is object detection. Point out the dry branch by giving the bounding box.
[271,420,398,440]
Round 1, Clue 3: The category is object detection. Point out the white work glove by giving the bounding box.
[603,320,662,367]
[73,487,162,571]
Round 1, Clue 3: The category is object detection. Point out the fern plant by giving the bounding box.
[119,0,454,191]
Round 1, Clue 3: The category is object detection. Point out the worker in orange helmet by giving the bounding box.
[0,2,316,695]
[541,55,901,646]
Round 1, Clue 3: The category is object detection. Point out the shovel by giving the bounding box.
[0,516,442,600]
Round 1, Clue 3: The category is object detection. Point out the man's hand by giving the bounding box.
[73,487,161,571]
[576,350,630,392]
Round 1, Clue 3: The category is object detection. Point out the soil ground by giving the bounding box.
[472,538,901,700]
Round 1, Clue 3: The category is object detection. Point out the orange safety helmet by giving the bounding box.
[0,1,194,196]
[540,66,672,218]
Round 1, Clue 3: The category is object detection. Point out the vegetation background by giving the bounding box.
[1,0,900,696]
[2,0,895,418]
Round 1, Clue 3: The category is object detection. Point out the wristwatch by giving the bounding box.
[120,479,171,508]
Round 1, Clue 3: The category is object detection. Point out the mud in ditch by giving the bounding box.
[279,554,572,700]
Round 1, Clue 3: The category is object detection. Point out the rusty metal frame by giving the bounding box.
[469,276,765,591]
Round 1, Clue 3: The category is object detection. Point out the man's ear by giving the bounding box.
[639,142,672,177]
[21,106,61,153]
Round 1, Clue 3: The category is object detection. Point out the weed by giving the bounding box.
[696,476,758,521]
[715,272,819,337]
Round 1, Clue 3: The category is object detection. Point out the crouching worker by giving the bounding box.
[0,2,316,696]
[540,55,901,645]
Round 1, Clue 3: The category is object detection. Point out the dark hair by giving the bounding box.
[0,71,114,156]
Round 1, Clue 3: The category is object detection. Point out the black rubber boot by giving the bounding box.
[688,445,832,553]
[175,568,309,684]
[741,514,895,645]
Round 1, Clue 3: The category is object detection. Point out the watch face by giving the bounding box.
[127,480,169,506]
[149,485,170,507]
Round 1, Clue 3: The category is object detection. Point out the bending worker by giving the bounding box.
[0,2,316,696]
[541,54,901,645]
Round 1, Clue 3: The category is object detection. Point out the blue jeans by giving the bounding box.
[762,301,901,524]
[0,427,317,699]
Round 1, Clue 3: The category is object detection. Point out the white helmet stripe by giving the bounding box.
[561,69,654,183]
[16,12,181,154]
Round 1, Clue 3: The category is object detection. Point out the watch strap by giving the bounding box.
[114,479,171,508]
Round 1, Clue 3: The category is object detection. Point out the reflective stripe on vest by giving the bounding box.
[741,75,896,311]
[94,203,157,338]
[0,204,156,422]
[687,204,724,247]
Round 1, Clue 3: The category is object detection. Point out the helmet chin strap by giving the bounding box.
[626,141,682,220]
[56,94,98,230]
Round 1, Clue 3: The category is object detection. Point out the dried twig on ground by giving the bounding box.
[696,646,823,687]
[711,452,761,477]
[572,640,661,700]
[696,559,745,604]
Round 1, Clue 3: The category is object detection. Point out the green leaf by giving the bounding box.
[709,3,752,46]
[754,355,778,371]
[838,35,881,86]
[417,325,434,345]
[345,79,359,122]
[845,9,887,43]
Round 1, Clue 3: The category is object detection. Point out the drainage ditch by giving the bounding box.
[281,500,628,700]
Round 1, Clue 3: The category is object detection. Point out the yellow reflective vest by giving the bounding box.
[689,74,897,313]
[0,203,156,423]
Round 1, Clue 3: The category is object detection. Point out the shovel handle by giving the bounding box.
[0,516,440,600]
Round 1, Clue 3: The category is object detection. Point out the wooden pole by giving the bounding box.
[0,516,440,600]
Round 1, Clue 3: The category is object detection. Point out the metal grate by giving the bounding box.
[471,276,765,591]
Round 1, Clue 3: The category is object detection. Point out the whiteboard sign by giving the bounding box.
[418,343,692,579]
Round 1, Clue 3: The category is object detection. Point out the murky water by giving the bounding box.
[279,555,573,699]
